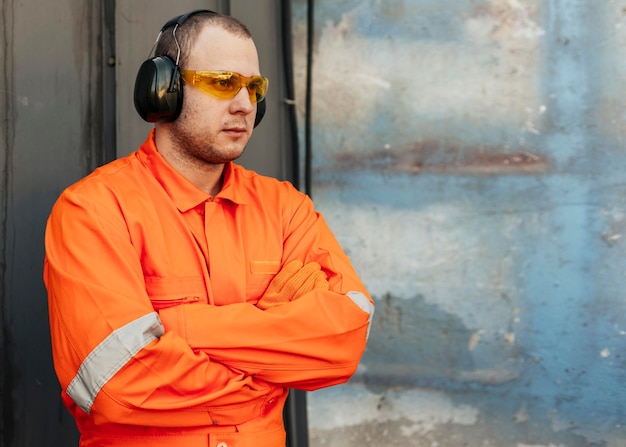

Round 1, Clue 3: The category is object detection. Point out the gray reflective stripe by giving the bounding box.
[346,291,375,341]
[66,312,165,414]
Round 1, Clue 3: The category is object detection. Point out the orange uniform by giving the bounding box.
[43,129,373,447]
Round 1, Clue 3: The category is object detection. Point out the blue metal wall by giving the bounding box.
[292,1,626,445]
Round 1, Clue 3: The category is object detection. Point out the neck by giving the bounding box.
[181,162,225,197]
[154,129,226,196]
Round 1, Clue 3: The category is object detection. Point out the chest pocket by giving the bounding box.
[145,276,208,310]
[246,260,281,301]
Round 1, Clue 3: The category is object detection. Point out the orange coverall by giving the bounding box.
[43,129,373,447]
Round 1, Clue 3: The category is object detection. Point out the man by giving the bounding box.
[43,9,373,447]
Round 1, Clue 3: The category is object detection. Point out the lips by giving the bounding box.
[223,122,247,133]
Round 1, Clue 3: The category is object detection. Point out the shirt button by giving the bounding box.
[216,443,228,447]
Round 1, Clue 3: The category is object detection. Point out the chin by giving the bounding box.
[231,149,246,161]
[216,147,246,163]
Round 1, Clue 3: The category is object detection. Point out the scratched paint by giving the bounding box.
[292,0,626,445]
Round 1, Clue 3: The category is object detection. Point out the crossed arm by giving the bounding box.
[44,187,373,426]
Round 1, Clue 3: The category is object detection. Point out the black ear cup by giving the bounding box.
[134,56,183,123]
[254,98,266,128]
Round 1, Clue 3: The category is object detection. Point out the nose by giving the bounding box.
[230,86,254,117]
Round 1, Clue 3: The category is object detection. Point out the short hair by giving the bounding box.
[154,11,253,68]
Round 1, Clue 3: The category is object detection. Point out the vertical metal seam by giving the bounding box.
[102,0,116,163]
[0,0,16,444]
[280,0,300,188]
[81,1,95,171]
[217,0,231,16]
[304,0,314,197]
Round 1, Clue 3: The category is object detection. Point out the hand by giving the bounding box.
[256,260,329,310]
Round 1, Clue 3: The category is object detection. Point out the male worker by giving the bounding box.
[43,9,373,447]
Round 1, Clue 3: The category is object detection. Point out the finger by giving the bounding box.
[266,259,303,294]
[291,269,328,301]
[281,262,321,296]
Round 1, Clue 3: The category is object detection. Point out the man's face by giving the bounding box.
[168,26,262,165]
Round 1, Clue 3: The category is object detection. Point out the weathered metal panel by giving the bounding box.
[291,0,626,445]
[0,0,106,445]
[0,1,297,445]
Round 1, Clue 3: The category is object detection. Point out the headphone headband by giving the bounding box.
[161,9,214,32]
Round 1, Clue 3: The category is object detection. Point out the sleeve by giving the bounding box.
[158,192,374,390]
[44,189,275,428]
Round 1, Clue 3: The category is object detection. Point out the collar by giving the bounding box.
[137,129,247,212]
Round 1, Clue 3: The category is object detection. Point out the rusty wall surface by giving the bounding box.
[292,1,626,446]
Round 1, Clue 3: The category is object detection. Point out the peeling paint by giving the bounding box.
[467,331,480,351]
[308,384,478,433]
[331,141,550,174]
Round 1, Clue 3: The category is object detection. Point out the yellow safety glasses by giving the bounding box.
[180,70,269,103]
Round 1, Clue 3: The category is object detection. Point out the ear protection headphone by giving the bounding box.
[133,9,266,127]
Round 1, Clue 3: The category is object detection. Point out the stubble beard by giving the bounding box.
[169,118,248,167]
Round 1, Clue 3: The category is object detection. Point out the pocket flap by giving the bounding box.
[249,260,280,274]
[145,276,207,301]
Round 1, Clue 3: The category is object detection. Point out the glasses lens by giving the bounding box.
[202,72,239,99]
[248,77,268,102]
[181,71,268,103]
